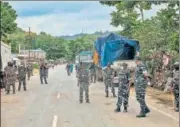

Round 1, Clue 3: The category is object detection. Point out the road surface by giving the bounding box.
[1,65,179,127]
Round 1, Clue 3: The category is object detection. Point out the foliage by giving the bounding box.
[100,1,179,59]
[1,2,17,43]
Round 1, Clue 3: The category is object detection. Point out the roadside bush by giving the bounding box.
[33,63,39,69]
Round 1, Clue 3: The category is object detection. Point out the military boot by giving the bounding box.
[115,107,121,112]
[123,107,128,112]
[145,107,150,114]
[136,112,146,118]
[105,93,109,98]
[86,100,90,103]
[6,90,9,94]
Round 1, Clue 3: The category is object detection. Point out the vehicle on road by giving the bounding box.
[93,33,140,85]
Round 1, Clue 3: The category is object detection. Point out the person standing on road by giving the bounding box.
[89,63,97,83]
[172,62,179,112]
[18,62,27,91]
[134,56,150,118]
[78,62,90,103]
[76,62,82,86]
[26,63,32,80]
[39,62,48,84]
[5,62,16,94]
[103,63,116,98]
[30,62,33,76]
[115,63,130,112]
[66,62,71,76]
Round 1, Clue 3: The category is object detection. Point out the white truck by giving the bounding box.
[1,41,12,71]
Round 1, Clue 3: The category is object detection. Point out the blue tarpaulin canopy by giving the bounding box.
[94,33,140,67]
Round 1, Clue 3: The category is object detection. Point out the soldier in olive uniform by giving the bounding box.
[26,63,32,80]
[5,62,16,94]
[103,63,116,97]
[78,62,90,103]
[76,62,82,86]
[115,63,130,112]
[18,62,27,91]
[39,62,48,84]
[89,63,96,83]
[172,62,179,112]
[134,56,150,118]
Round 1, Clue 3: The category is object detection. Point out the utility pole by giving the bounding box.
[28,27,31,60]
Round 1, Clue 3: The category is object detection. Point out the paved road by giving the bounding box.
[1,65,179,127]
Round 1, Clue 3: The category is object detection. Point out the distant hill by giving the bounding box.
[59,31,112,40]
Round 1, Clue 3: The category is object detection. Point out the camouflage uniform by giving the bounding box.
[30,63,33,76]
[18,64,27,91]
[172,69,179,112]
[76,63,81,86]
[39,63,48,84]
[5,64,16,94]
[78,65,90,103]
[135,61,150,117]
[103,67,116,97]
[89,63,96,83]
[26,64,32,80]
[116,63,130,112]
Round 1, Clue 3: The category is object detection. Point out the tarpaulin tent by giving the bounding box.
[94,33,140,67]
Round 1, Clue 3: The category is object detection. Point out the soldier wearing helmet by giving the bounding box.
[103,62,116,98]
[172,62,179,112]
[115,62,130,112]
[5,61,16,94]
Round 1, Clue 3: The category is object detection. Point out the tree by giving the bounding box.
[1,2,17,43]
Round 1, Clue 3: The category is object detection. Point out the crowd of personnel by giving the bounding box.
[0,60,60,94]
[0,61,33,94]
[74,56,179,118]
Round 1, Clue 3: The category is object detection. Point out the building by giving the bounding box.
[18,48,46,61]
[1,41,12,71]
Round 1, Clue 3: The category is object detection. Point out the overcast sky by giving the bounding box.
[9,1,164,36]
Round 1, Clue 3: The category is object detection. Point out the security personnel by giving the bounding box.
[89,63,97,83]
[103,63,116,97]
[18,62,27,91]
[26,63,31,80]
[172,62,179,112]
[134,56,150,117]
[115,63,130,112]
[39,62,48,84]
[76,62,82,86]
[78,62,90,103]
[5,62,16,94]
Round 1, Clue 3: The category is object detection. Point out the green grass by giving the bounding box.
[33,63,39,69]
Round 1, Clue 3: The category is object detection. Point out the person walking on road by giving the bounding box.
[26,63,32,80]
[18,62,27,91]
[103,63,116,98]
[172,62,179,112]
[5,62,16,94]
[115,63,130,113]
[78,62,90,103]
[134,56,150,118]
[89,63,97,83]
[39,62,48,84]
[66,62,71,76]
[76,62,82,86]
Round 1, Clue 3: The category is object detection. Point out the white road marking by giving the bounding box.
[52,115,58,127]
[131,96,179,122]
[57,93,60,99]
